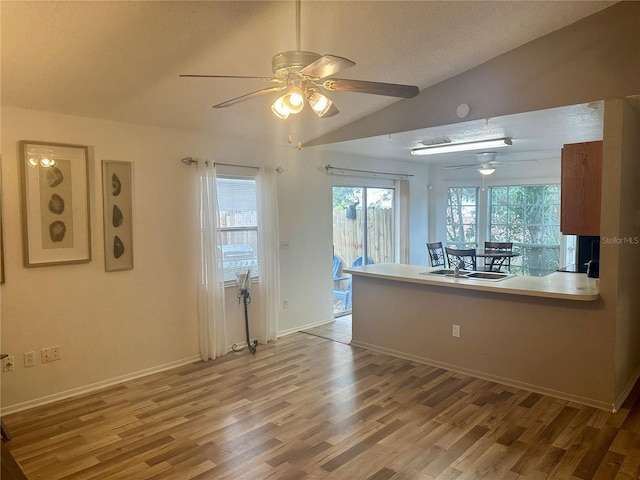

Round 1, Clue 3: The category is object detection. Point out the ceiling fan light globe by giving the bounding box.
[478,166,496,175]
[307,91,333,117]
[271,96,290,119]
[282,87,305,113]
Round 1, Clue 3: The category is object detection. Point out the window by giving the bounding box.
[217,176,259,283]
[489,185,560,276]
[446,187,478,248]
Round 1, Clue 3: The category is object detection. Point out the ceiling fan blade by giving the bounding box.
[321,103,340,118]
[443,164,478,170]
[213,86,286,109]
[180,74,280,82]
[299,55,355,79]
[502,159,537,164]
[323,79,419,98]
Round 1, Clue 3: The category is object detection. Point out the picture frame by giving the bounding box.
[102,160,133,271]
[1,154,5,283]
[19,141,91,267]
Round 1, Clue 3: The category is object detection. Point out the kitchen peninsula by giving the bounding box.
[344,263,609,409]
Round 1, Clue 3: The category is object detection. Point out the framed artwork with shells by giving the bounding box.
[19,141,91,267]
[102,160,133,271]
[1,154,5,283]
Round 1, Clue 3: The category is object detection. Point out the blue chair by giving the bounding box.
[352,256,374,268]
[340,256,374,311]
[333,255,349,285]
[333,255,349,306]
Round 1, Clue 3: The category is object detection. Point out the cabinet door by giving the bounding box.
[560,141,602,235]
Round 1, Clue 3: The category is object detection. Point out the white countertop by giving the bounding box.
[344,263,599,301]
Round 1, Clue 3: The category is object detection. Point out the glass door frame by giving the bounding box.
[332,183,397,317]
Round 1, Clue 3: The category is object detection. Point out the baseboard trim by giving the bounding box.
[279,318,336,337]
[613,363,640,412]
[350,340,614,412]
[2,355,202,415]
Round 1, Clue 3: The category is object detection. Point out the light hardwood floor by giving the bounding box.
[4,332,640,479]
[302,315,352,344]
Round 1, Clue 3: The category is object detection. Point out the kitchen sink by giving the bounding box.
[420,269,513,281]
[420,268,472,277]
[423,269,456,275]
[464,271,513,281]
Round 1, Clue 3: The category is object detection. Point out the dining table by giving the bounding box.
[475,250,520,272]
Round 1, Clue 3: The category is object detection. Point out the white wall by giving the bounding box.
[275,147,430,334]
[1,107,210,408]
[0,107,432,410]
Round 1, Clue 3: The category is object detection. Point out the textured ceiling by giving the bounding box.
[309,101,604,168]
[1,1,614,155]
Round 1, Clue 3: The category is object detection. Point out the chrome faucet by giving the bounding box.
[454,260,465,277]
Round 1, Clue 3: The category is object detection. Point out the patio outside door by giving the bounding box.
[332,186,395,316]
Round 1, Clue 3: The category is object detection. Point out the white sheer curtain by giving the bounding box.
[395,179,411,264]
[197,160,228,360]
[256,167,280,344]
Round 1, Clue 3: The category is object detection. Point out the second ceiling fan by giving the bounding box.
[445,152,536,176]
[180,1,419,119]
[445,152,505,176]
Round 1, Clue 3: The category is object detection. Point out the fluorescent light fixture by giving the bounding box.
[411,138,512,156]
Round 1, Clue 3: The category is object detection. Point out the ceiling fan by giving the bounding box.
[444,152,506,176]
[179,0,419,119]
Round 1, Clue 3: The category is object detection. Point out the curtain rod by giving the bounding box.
[181,157,259,170]
[324,164,413,180]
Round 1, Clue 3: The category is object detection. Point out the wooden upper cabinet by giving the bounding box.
[560,140,603,235]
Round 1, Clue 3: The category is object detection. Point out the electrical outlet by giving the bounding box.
[24,351,35,368]
[52,345,61,361]
[41,348,52,363]
[283,298,289,309]
[3,356,15,372]
[452,325,461,338]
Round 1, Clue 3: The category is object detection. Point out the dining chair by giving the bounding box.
[340,256,374,311]
[333,255,350,306]
[483,241,513,271]
[426,242,446,267]
[445,247,477,271]
[333,255,349,285]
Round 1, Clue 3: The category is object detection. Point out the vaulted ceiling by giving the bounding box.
[1,1,615,157]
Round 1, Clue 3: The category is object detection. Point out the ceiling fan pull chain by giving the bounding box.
[295,0,301,51]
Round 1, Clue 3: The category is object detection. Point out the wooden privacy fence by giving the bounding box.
[333,208,393,268]
[217,211,257,249]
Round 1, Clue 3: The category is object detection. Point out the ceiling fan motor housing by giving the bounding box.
[476,152,497,163]
[272,50,321,76]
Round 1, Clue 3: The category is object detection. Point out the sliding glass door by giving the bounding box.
[332,186,395,316]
